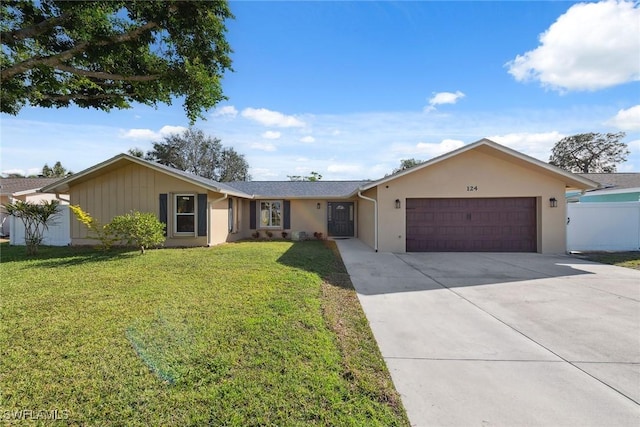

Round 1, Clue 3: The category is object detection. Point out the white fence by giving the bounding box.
[567,202,640,252]
[9,205,71,247]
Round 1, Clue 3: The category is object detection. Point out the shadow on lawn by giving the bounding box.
[0,242,136,267]
[276,240,354,290]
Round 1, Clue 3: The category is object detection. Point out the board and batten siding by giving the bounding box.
[70,162,208,246]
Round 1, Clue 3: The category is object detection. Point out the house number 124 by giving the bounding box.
[467,185,478,191]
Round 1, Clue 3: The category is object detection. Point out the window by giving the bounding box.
[228,198,234,232]
[175,194,195,234]
[260,201,282,228]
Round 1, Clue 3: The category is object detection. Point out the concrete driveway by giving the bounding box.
[334,238,640,427]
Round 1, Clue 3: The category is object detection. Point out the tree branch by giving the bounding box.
[1,20,160,81]
[36,93,126,102]
[1,13,71,44]
[54,64,160,82]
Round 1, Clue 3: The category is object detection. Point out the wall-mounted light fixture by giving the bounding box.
[549,197,558,208]
[395,199,401,209]
[316,202,321,210]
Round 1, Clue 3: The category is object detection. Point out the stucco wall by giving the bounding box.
[357,187,377,250]
[290,200,327,237]
[374,150,568,253]
[209,196,245,245]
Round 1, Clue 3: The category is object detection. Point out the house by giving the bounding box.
[41,139,597,253]
[565,173,640,252]
[569,173,640,203]
[0,177,66,237]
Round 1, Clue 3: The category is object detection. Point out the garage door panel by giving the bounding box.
[406,197,537,252]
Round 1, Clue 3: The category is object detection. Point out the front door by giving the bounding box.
[328,202,354,237]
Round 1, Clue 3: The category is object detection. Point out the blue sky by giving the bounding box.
[2,0,639,180]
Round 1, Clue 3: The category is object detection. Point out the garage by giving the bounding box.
[406,197,537,252]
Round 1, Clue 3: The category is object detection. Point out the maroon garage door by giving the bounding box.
[406,198,537,252]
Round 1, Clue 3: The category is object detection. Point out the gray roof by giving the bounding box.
[578,173,640,191]
[146,159,250,196]
[225,181,369,198]
[0,178,61,196]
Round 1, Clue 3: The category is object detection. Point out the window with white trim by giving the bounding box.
[259,200,282,228]
[175,194,195,234]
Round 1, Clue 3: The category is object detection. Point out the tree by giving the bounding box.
[219,147,251,182]
[127,148,145,158]
[145,127,250,181]
[3,200,60,255]
[1,1,233,123]
[393,158,422,174]
[41,161,72,177]
[287,171,323,181]
[549,132,629,173]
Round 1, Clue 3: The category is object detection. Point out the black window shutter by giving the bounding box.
[250,200,256,229]
[197,194,207,237]
[283,200,291,229]
[159,193,168,236]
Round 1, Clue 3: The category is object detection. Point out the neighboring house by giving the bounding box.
[568,173,640,203]
[565,173,640,252]
[0,178,65,237]
[41,139,597,254]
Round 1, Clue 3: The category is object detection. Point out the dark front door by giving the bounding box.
[406,197,537,252]
[328,202,354,237]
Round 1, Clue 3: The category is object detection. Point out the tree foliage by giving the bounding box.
[548,132,629,173]
[393,158,422,174]
[1,0,234,122]
[69,204,118,250]
[145,127,250,181]
[127,148,145,158]
[42,161,72,177]
[287,171,323,181]
[3,199,60,255]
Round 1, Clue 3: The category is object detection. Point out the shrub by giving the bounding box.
[108,211,165,254]
[69,205,118,250]
[3,200,60,255]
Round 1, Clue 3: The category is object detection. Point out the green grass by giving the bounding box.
[578,251,640,270]
[0,241,408,426]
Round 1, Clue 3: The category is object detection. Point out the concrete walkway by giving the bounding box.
[334,238,640,427]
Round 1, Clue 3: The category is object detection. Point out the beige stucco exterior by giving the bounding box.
[369,148,571,253]
[356,187,377,250]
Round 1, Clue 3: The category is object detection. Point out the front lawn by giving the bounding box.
[577,251,640,270]
[0,241,408,426]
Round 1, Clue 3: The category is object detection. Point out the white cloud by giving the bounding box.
[212,105,238,118]
[607,105,640,131]
[327,163,362,173]
[425,91,465,112]
[250,142,277,152]
[1,167,41,177]
[300,136,315,143]
[393,139,465,159]
[241,107,305,128]
[262,131,282,140]
[121,128,158,140]
[487,131,565,161]
[120,125,188,141]
[506,0,640,91]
